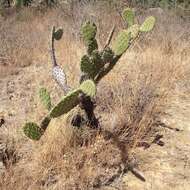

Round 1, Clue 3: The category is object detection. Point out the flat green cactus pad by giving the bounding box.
[127,24,140,39]
[50,89,80,118]
[53,27,63,40]
[102,47,114,63]
[122,8,135,27]
[39,88,52,111]
[23,122,42,140]
[80,55,93,74]
[140,16,156,32]
[112,30,131,56]
[81,22,97,43]
[79,80,96,97]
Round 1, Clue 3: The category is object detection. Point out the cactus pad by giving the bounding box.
[81,22,97,43]
[122,8,135,27]
[39,88,52,111]
[87,39,98,55]
[79,80,96,97]
[112,30,131,56]
[127,24,140,39]
[50,89,80,118]
[102,47,114,63]
[23,122,42,140]
[140,16,156,32]
[80,55,93,75]
[53,28,63,40]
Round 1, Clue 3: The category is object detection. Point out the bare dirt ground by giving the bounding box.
[122,93,190,190]
[1,56,190,190]
[0,7,189,190]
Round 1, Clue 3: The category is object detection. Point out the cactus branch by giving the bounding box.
[50,26,71,94]
[104,25,116,49]
[95,55,121,83]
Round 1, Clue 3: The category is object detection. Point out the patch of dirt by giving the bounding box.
[119,91,190,189]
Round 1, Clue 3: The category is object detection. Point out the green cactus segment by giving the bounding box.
[80,51,103,79]
[112,30,131,56]
[50,89,80,118]
[40,116,51,131]
[81,22,98,55]
[80,55,93,74]
[87,39,98,55]
[81,22,97,43]
[90,50,103,76]
[79,80,96,97]
[53,28,63,40]
[23,122,42,141]
[140,16,156,32]
[39,88,52,111]
[102,47,114,63]
[122,8,135,27]
[127,24,140,39]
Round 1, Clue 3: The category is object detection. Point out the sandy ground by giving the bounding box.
[0,60,190,190]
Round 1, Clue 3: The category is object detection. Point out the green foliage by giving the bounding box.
[112,30,131,56]
[23,122,42,140]
[140,16,156,32]
[39,88,52,111]
[122,8,135,27]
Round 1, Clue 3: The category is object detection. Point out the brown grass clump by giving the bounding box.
[0,4,189,190]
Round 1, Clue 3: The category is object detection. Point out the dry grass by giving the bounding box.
[0,4,189,190]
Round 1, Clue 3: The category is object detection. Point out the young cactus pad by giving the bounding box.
[39,88,52,111]
[81,22,97,43]
[23,122,42,140]
[53,27,63,40]
[122,8,135,27]
[79,79,96,97]
[140,16,156,32]
[112,30,131,56]
[127,24,140,39]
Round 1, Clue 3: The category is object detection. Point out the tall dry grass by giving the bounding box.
[0,4,189,190]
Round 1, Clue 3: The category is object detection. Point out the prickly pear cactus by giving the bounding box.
[140,16,156,32]
[23,122,42,140]
[112,30,131,56]
[23,7,156,141]
[122,8,135,27]
[39,88,52,111]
